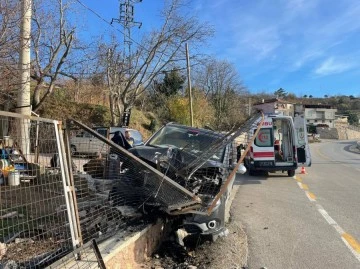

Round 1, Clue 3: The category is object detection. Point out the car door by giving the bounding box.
[293,114,311,167]
[91,128,109,154]
[71,131,89,153]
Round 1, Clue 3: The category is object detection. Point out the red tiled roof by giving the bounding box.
[253,98,294,106]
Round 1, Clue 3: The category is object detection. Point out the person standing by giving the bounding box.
[124,130,135,147]
[111,131,131,150]
[108,131,130,179]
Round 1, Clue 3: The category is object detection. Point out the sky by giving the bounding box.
[76,0,360,98]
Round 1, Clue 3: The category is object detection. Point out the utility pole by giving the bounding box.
[111,0,142,70]
[185,43,194,127]
[111,0,142,126]
[18,0,32,154]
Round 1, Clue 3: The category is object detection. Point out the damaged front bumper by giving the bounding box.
[182,198,225,236]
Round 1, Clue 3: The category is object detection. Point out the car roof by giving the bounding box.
[94,126,141,132]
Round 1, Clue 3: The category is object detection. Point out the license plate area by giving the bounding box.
[255,161,274,167]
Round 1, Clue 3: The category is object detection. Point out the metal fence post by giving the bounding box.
[54,121,82,248]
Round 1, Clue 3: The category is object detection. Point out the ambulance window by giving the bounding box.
[255,128,273,147]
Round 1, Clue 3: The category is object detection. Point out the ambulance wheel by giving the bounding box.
[287,170,295,177]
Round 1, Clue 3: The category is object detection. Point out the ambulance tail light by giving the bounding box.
[249,146,253,158]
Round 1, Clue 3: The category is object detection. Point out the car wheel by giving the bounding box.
[287,170,295,177]
[249,168,256,176]
[70,145,76,156]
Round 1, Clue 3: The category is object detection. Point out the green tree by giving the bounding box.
[274,88,287,98]
[303,95,308,98]
[156,69,185,97]
[309,95,313,98]
[348,113,359,126]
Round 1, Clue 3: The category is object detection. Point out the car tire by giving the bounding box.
[249,168,256,176]
[287,170,295,177]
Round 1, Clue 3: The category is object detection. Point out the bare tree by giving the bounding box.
[0,0,21,105]
[30,0,81,112]
[0,0,21,59]
[101,0,213,126]
[194,58,248,129]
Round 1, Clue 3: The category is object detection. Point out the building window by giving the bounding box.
[322,120,325,123]
[307,120,310,122]
[315,120,318,123]
[330,120,332,123]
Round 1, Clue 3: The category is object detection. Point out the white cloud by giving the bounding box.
[292,50,323,69]
[198,0,360,78]
[239,26,281,60]
[314,57,355,76]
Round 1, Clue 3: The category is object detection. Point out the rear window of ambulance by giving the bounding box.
[254,128,273,147]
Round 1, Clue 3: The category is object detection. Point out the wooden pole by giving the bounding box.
[206,112,265,215]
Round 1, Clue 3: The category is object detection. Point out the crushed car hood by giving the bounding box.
[129,145,225,171]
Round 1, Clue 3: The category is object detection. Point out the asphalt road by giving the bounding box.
[234,140,360,269]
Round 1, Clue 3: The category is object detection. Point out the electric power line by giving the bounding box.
[74,0,150,54]
[74,0,192,62]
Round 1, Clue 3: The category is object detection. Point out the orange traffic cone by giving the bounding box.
[300,166,306,174]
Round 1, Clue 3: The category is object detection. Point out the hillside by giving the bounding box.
[38,95,157,140]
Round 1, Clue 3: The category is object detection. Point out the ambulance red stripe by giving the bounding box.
[253,152,274,157]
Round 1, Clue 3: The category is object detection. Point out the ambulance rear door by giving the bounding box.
[252,119,275,167]
[293,114,311,167]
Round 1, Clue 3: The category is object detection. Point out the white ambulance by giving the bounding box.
[244,114,311,177]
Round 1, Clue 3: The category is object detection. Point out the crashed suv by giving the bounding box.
[128,123,240,239]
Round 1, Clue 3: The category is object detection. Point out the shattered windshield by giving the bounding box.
[147,125,225,161]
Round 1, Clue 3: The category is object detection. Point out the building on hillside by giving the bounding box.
[303,104,337,128]
[252,98,294,116]
[252,99,337,128]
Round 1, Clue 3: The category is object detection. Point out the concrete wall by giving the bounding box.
[335,126,360,140]
[316,127,339,139]
[345,128,360,140]
[100,220,168,269]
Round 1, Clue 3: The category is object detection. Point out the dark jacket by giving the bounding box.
[111,132,132,150]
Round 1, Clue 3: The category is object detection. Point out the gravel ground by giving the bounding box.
[207,184,248,269]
